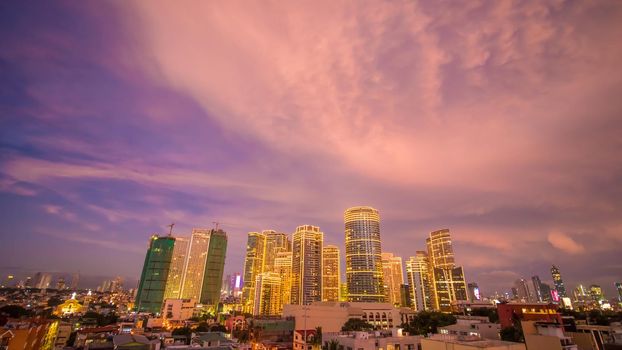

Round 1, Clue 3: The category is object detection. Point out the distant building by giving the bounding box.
[467,283,481,302]
[201,228,227,305]
[164,236,189,300]
[135,235,175,313]
[254,272,283,316]
[514,278,533,302]
[399,284,412,307]
[322,245,341,302]
[531,276,544,302]
[589,285,604,302]
[275,251,293,306]
[180,229,211,301]
[35,273,52,289]
[345,206,385,302]
[551,265,567,298]
[264,231,290,273]
[381,253,404,307]
[291,225,323,305]
[426,229,467,312]
[406,252,432,311]
[242,231,267,312]
[616,282,622,302]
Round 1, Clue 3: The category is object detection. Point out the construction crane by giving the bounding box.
[167,222,175,236]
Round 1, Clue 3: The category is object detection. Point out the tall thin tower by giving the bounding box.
[551,265,567,298]
[135,235,175,313]
[381,252,404,306]
[322,245,341,302]
[291,225,323,305]
[344,206,384,302]
[242,232,267,312]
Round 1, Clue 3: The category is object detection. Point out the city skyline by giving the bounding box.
[1,1,622,300]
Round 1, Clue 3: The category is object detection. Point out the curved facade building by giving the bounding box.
[344,206,385,302]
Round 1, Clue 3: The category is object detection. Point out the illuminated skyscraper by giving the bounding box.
[180,229,211,301]
[35,273,52,289]
[275,251,293,306]
[589,285,604,301]
[253,272,283,316]
[164,237,189,299]
[135,235,175,313]
[426,229,467,312]
[201,229,227,305]
[514,278,533,302]
[264,231,290,273]
[344,206,384,302]
[381,252,404,306]
[70,273,79,290]
[291,225,323,305]
[406,252,432,311]
[531,276,543,302]
[322,245,340,302]
[242,231,267,311]
[467,283,481,302]
[616,282,622,302]
[551,265,567,298]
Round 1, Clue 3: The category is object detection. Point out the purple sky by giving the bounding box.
[1,1,621,297]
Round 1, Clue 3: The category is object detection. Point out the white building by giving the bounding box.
[438,316,500,340]
[162,298,196,326]
[323,330,422,350]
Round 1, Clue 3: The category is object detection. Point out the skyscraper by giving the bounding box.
[264,231,290,273]
[201,229,227,305]
[514,278,532,302]
[291,225,323,305]
[616,282,622,302]
[467,283,481,302]
[381,252,404,306]
[551,265,567,298]
[406,252,432,311]
[242,231,267,311]
[164,237,189,299]
[180,229,211,301]
[589,285,604,301]
[70,273,79,290]
[275,251,293,306]
[426,229,467,312]
[322,245,340,302]
[344,206,384,302]
[135,235,175,313]
[253,272,283,316]
[531,276,543,302]
[35,273,52,289]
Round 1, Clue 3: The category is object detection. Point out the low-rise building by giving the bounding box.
[323,330,422,350]
[438,316,500,340]
[522,321,578,350]
[421,334,525,350]
[497,303,561,329]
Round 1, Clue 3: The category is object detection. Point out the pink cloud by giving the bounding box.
[547,231,585,254]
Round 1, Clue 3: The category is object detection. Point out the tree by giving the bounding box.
[341,318,374,332]
[210,324,228,332]
[172,327,192,336]
[195,322,210,332]
[324,339,340,350]
[404,311,456,335]
[0,305,30,318]
[500,326,522,342]
[311,326,322,346]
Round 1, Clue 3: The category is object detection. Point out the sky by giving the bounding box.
[1,1,621,297]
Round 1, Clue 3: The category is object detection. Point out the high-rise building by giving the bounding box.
[70,273,79,290]
[180,229,211,301]
[551,265,567,298]
[264,231,290,273]
[406,252,432,311]
[399,284,412,307]
[322,245,340,302]
[55,277,66,290]
[291,225,323,305]
[540,283,552,302]
[616,282,622,302]
[242,231,267,311]
[344,206,384,302]
[589,285,604,301]
[200,228,227,305]
[275,251,293,306]
[531,276,543,302]
[164,237,189,299]
[514,278,532,302]
[426,229,467,312]
[467,283,481,302]
[135,235,175,313]
[381,252,404,306]
[253,272,283,316]
[35,273,52,289]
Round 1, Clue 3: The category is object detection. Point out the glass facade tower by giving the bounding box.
[344,206,385,302]
[135,235,175,313]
